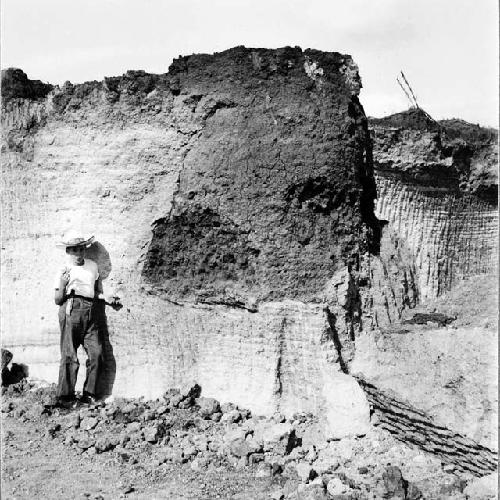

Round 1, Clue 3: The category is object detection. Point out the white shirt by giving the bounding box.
[54,258,99,299]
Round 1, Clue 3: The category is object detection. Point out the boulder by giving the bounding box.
[254,463,273,478]
[245,435,263,454]
[126,422,142,434]
[254,422,296,455]
[179,381,202,401]
[295,462,317,482]
[196,397,220,418]
[321,370,370,439]
[120,403,138,414]
[80,417,98,431]
[221,409,241,423]
[229,437,251,458]
[382,466,406,499]
[95,437,114,453]
[380,466,422,500]
[220,402,237,414]
[312,442,342,474]
[326,477,350,497]
[77,436,96,450]
[291,483,328,500]
[301,424,328,449]
[144,424,165,443]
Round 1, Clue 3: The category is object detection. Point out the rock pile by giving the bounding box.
[2,380,489,499]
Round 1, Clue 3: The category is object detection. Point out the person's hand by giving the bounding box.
[59,268,70,288]
[104,295,123,311]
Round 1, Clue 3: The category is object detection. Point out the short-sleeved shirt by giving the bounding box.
[54,258,99,299]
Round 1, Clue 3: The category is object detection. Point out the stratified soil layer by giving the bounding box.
[1,49,497,464]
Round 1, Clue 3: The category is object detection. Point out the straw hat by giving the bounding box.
[56,229,95,249]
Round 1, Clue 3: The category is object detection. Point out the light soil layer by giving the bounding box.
[353,325,497,449]
[352,275,498,450]
[374,174,497,300]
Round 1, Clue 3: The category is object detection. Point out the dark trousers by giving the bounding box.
[57,297,102,398]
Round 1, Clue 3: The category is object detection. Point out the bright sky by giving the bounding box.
[1,0,498,126]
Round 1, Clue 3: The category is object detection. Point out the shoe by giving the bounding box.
[79,393,97,405]
[49,396,76,409]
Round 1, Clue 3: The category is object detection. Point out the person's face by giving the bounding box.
[66,245,85,265]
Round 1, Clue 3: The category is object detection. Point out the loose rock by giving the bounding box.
[295,462,317,483]
[196,397,220,418]
[80,417,98,431]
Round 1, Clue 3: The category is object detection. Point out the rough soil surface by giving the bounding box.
[353,274,498,451]
[369,108,498,201]
[2,412,272,500]
[2,381,496,500]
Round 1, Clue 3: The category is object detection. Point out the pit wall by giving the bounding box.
[6,292,336,415]
[1,59,498,454]
[2,113,496,395]
[1,49,372,439]
[374,173,498,300]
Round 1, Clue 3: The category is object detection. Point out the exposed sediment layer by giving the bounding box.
[374,173,498,299]
[357,377,498,477]
[369,108,498,301]
[1,48,375,438]
[1,51,498,454]
[370,108,498,202]
[352,317,498,450]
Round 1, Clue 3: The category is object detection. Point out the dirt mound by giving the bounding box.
[2,382,491,499]
[369,107,439,132]
[439,118,498,145]
[369,108,498,201]
[1,68,53,100]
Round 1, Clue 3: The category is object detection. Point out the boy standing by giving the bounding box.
[54,230,120,406]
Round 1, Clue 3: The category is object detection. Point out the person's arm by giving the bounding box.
[95,276,104,301]
[54,272,69,305]
[95,277,122,311]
